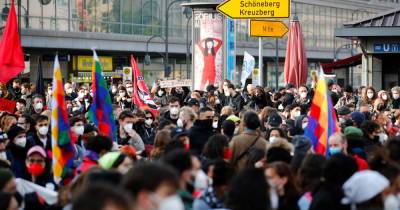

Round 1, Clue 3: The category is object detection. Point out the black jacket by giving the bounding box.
[221,92,245,114]
[189,120,215,156]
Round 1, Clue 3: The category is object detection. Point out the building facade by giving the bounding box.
[1,0,398,86]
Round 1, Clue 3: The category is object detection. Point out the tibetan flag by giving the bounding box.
[131,55,158,115]
[51,55,75,184]
[304,71,339,156]
[88,50,117,141]
[0,0,25,84]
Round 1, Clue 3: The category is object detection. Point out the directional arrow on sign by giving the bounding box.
[217,0,290,19]
[249,20,289,38]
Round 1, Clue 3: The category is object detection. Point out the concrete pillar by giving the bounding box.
[361,54,369,86]
[372,56,382,90]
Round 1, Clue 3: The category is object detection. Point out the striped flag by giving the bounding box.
[88,50,117,141]
[131,55,158,116]
[304,71,339,156]
[51,55,75,184]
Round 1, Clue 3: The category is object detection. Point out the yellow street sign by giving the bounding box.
[249,20,289,37]
[217,0,290,19]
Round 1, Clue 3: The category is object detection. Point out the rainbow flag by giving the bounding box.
[304,72,339,156]
[88,50,117,141]
[51,55,75,184]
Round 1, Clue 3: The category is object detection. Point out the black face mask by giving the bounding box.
[198,119,213,128]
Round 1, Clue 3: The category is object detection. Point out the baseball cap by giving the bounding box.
[27,146,47,158]
[341,170,389,205]
[267,113,282,127]
[170,127,189,139]
[337,106,351,116]
[187,98,200,107]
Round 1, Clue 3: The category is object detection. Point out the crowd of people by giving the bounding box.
[1,77,400,210]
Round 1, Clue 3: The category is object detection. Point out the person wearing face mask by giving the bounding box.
[230,111,268,171]
[377,90,392,110]
[358,86,376,112]
[142,110,156,145]
[361,120,382,147]
[295,85,311,108]
[8,79,21,100]
[161,97,181,125]
[69,116,86,167]
[177,107,197,131]
[391,86,400,109]
[155,87,169,107]
[115,87,132,110]
[328,133,368,171]
[64,82,77,101]
[221,83,244,114]
[122,163,183,210]
[29,94,46,117]
[24,146,56,190]
[27,115,51,160]
[6,125,33,178]
[189,107,216,156]
[74,86,90,113]
[0,132,12,165]
[249,87,272,112]
[265,161,301,210]
[117,111,145,152]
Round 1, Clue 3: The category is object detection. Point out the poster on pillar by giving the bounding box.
[193,10,224,91]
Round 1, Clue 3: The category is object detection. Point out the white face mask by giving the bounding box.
[293,111,301,118]
[15,137,26,148]
[215,99,220,104]
[38,126,49,136]
[367,93,374,99]
[34,103,43,110]
[302,122,308,129]
[127,87,133,93]
[269,136,279,143]
[158,195,185,210]
[212,121,218,129]
[224,91,230,97]
[145,119,153,126]
[177,119,184,128]
[378,133,388,144]
[0,151,6,159]
[158,90,164,96]
[339,117,346,124]
[119,92,126,97]
[393,93,399,100]
[170,107,179,116]
[234,127,239,135]
[111,88,117,94]
[300,92,307,99]
[123,123,133,133]
[72,125,84,136]
[78,92,85,99]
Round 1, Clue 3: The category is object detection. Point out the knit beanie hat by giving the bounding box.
[98,152,122,170]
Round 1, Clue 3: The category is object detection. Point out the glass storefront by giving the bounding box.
[0,0,377,50]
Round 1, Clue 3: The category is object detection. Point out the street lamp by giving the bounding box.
[183,6,192,79]
[145,35,168,75]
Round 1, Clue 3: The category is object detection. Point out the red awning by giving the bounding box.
[321,54,362,73]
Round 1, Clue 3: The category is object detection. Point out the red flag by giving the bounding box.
[0,0,25,84]
[131,55,158,115]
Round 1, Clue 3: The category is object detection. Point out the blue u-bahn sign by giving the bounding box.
[374,43,400,53]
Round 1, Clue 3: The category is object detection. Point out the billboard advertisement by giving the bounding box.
[193,10,224,90]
